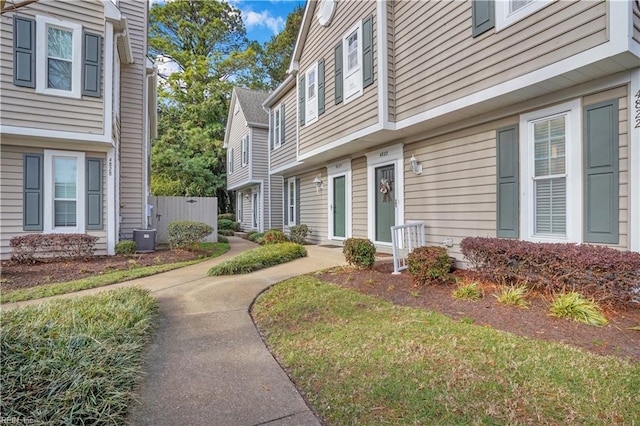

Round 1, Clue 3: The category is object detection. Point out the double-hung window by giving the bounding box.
[343,23,363,102]
[36,16,82,98]
[43,150,86,232]
[273,107,282,148]
[288,178,296,225]
[305,64,318,125]
[228,148,234,175]
[241,135,249,167]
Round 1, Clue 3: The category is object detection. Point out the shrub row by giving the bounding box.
[10,234,98,264]
[460,237,640,307]
[168,221,213,250]
[208,242,307,276]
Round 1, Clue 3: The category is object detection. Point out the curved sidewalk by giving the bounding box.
[126,237,346,426]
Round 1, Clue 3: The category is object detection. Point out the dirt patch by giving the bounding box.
[1,248,205,292]
[316,260,640,362]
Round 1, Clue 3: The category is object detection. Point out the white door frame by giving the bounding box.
[326,159,352,241]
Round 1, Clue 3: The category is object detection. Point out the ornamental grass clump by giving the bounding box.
[343,238,376,269]
[495,285,530,308]
[407,246,451,284]
[452,281,483,301]
[549,292,608,326]
[208,242,306,275]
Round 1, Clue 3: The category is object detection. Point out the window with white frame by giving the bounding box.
[43,150,85,232]
[237,193,243,222]
[495,0,552,31]
[273,106,282,149]
[288,178,297,225]
[241,135,249,167]
[305,63,318,125]
[36,16,82,98]
[343,22,363,102]
[228,148,234,175]
[520,100,581,243]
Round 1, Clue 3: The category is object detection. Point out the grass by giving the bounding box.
[1,287,158,424]
[549,292,609,326]
[208,242,306,276]
[1,242,229,304]
[495,285,530,308]
[452,281,483,301]
[252,277,640,425]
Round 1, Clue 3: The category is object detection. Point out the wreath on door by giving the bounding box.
[379,178,392,203]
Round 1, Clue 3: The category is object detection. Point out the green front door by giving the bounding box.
[375,164,395,242]
[333,175,346,238]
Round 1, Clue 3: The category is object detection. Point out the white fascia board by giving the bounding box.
[247,122,269,129]
[288,0,314,74]
[223,91,238,148]
[297,122,384,162]
[376,0,390,128]
[0,126,112,144]
[264,74,296,108]
[228,180,263,191]
[270,161,305,176]
[630,68,640,252]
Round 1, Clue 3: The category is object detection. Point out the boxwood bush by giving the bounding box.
[460,237,640,307]
[217,219,236,231]
[167,221,213,250]
[407,246,451,284]
[115,240,137,255]
[343,238,376,269]
[218,213,236,222]
[288,224,312,244]
[208,242,306,276]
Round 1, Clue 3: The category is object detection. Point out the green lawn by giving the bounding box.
[1,242,229,304]
[252,276,640,425]
[1,287,158,424]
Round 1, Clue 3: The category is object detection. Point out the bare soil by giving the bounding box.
[316,260,640,363]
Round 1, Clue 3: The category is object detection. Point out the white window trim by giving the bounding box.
[343,21,363,104]
[237,192,243,223]
[305,63,318,126]
[229,148,234,175]
[366,144,404,246]
[287,177,297,226]
[43,150,86,233]
[273,105,283,149]
[495,0,552,31]
[327,160,352,241]
[241,135,249,167]
[519,99,582,244]
[36,16,83,98]
[252,188,260,230]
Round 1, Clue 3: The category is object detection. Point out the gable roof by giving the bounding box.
[234,87,269,125]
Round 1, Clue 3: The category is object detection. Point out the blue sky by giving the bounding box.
[231,0,305,44]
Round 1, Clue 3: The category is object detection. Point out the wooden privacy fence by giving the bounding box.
[148,196,218,244]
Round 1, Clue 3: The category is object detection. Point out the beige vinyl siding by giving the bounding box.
[634,0,640,43]
[292,169,328,245]
[269,175,284,230]
[0,143,108,260]
[227,106,250,188]
[393,0,609,122]
[118,0,147,239]
[351,156,368,238]
[270,88,297,171]
[251,128,269,181]
[237,190,253,232]
[0,0,105,133]
[583,86,629,250]
[298,0,378,156]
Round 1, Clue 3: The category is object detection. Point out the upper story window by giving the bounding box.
[241,135,249,167]
[228,148,235,175]
[273,106,282,149]
[305,63,318,125]
[36,16,82,98]
[343,23,363,102]
[495,0,551,31]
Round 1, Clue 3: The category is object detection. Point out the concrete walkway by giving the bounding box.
[116,237,346,426]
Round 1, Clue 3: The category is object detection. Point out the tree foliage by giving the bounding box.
[260,5,303,89]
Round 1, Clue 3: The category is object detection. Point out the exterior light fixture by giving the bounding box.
[409,154,422,175]
[313,176,323,194]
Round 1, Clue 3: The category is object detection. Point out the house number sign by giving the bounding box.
[108,158,113,177]
[379,151,388,157]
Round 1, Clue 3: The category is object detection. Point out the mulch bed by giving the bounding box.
[316,260,640,362]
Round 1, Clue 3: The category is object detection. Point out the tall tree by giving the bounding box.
[261,5,304,89]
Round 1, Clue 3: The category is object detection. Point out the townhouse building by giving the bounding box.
[0,0,157,259]
[260,0,640,263]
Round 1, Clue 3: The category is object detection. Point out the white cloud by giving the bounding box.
[242,9,285,35]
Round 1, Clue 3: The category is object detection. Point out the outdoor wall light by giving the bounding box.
[313,176,323,194]
[409,154,422,175]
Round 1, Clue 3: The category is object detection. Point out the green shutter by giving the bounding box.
[334,42,343,104]
[280,103,286,144]
[496,126,519,238]
[298,76,305,126]
[13,16,35,88]
[318,59,325,115]
[23,154,43,231]
[583,100,619,244]
[362,15,374,88]
[86,158,103,230]
[82,32,102,97]
[295,177,301,225]
[472,0,495,37]
[283,181,288,225]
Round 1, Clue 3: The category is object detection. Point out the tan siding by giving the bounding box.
[270,89,298,171]
[298,0,378,156]
[351,156,368,238]
[269,175,284,230]
[118,0,147,239]
[251,128,269,181]
[237,190,253,232]
[0,0,105,133]
[227,105,250,188]
[295,169,328,244]
[394,0,609,121]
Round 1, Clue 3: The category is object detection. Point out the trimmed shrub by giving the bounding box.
[167,221,214,250]
[208,242,306,275]
[248,232,264,243]
[115,240,137,255]
[263,229,288,245]
[407,246,451,284]
[218,213,236,222]
[217,235,229,244]
[218,229,235,236]
[460,237,640,307]
[343,238,376,269]
[289,224,312,244]
[10,234,98,263]
[218,219,236,231]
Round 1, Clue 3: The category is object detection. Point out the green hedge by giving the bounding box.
[208,242,306,276]
[168,221,213,250]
